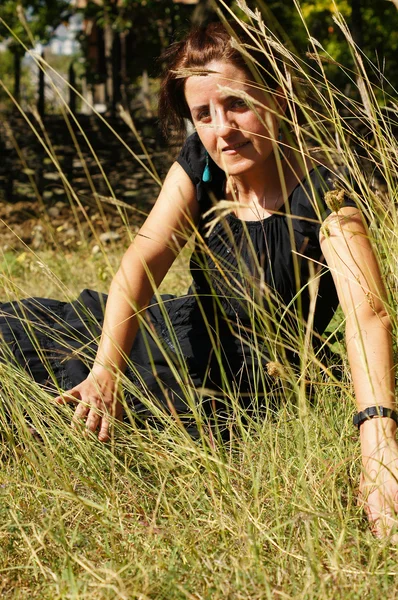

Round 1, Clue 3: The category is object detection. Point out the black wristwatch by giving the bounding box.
[353,406,398,429]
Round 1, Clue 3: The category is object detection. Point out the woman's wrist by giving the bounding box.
[91,362,122,379]
[360,415,397,446]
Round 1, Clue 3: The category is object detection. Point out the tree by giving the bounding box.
[0,0,69,106]
[299,0,398,90]
[77,0,196,115]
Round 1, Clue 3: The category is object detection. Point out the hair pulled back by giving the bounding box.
[158,22,276,137]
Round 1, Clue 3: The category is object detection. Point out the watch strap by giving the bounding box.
[353,406,398,429]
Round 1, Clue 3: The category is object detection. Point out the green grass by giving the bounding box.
[0,243,192,301]
[1,373,397,599]
[1,1,398,598]
[1,229,397,599]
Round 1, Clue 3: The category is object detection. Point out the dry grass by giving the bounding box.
[1,1,398,598]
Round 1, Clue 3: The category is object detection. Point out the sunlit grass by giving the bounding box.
[0,244,192,301]
[1,1,398,598]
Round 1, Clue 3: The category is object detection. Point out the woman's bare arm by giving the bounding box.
[56,161,199,440]
[93,161,199,375]
[320,207,398,538]
[320,207,394,411]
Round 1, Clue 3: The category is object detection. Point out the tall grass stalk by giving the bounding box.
[1,1,398,598]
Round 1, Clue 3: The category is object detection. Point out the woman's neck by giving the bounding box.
[225,150,307,219]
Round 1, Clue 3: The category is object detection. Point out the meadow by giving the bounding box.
[1,3,398,598]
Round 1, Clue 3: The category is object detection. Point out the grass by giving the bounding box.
[0,243,192,301]
[1,382,398,599]
[1,1,398,598]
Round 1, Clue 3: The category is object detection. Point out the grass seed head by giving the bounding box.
[324,189,345,213]
[266,361,285,379]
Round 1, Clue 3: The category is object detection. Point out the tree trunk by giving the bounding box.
[351,0,363,48]
[81,77,93,115]
[111,30,121,115]
[102,0,121,117]
[120,30,128,107]
[103,7,114,113]
[141,69,153,118]
[13,52,21,104]
[37,51,45,118]
[69,61,76,114]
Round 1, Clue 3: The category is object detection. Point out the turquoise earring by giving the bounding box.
[202,151,212,183]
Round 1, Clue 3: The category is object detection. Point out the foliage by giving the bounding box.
[233,1,398,92]
[0,1,71,110]
[1,1,398,114]
[0,49,18,109]
[77,0,195,84]
[0,0,70,54]
[300,0,398,91]
[0,48,37,109]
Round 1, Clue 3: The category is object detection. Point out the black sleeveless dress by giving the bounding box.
[0,133,357,427]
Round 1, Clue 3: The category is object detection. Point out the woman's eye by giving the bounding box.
[231,98,247,109]
[197,110,210,121]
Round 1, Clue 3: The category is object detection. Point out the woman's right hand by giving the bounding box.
[54,368,123,442]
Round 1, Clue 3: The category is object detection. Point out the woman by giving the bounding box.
[1,22,397,536]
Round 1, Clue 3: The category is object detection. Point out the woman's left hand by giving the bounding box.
[359,421,398,540]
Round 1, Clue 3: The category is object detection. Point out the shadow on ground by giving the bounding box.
[0,113,179,250]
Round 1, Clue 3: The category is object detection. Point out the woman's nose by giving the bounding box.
[214,108,234,136]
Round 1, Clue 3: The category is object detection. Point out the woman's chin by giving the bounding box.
[218,158,260,178]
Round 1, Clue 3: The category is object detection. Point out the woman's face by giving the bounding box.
[184,60,282,178]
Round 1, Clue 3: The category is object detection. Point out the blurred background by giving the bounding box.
[1,1,397,118]
[0,0,397,253]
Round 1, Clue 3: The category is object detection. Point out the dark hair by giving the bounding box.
[158,22,277,137]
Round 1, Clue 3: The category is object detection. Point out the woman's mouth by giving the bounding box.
[221,141,250,155]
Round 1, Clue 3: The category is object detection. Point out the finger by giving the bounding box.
[367,512,381,537]
[358,477,374,516]
[85,408,101,434]
[54,388,81,405]
[71,401,90,428]
[98,415,111,443]
[365,500,387,538]
[390,531,398,544]
[366,498,397,538]
[366,503,392,537]
[372,515,397,539]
